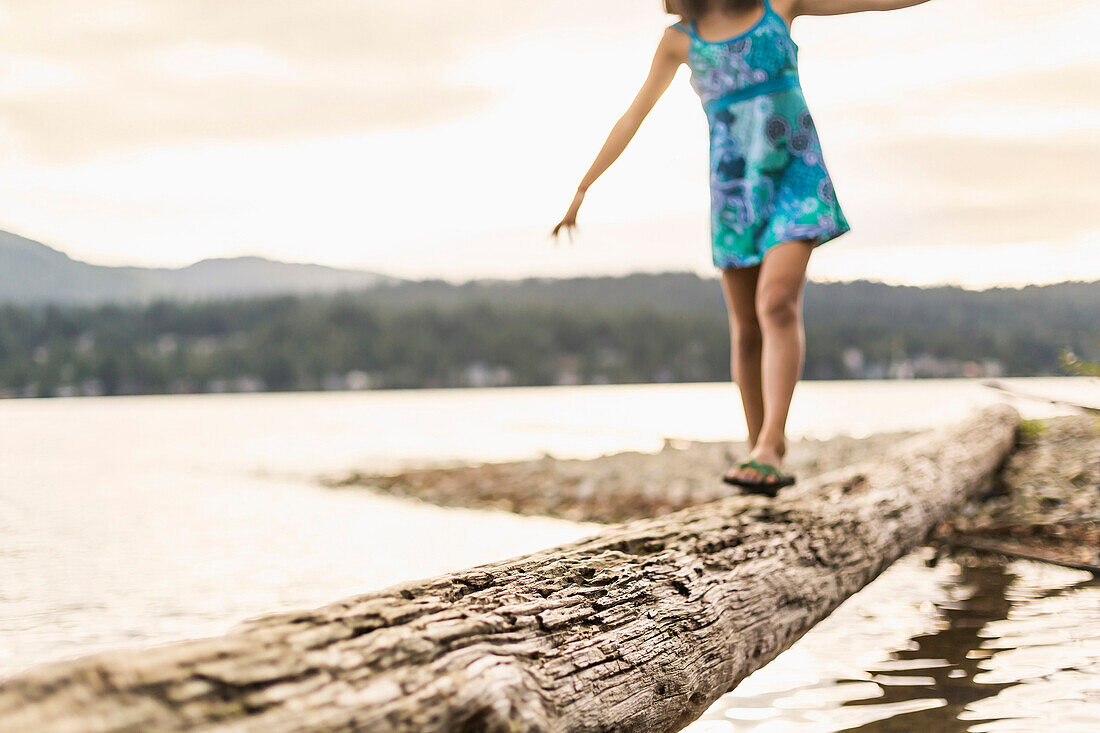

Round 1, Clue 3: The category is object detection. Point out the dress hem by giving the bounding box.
[712,224,850,270]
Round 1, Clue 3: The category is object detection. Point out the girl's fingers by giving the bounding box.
[550,219,577,244]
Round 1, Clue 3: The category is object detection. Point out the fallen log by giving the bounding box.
[0,405,1019,733]
[944,534,1100,575]
[939,520,1100,575]
[981,378,1100,414]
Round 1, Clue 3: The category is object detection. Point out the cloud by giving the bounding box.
[0,75,495,162]
[0,1,665,161]
[833,128,1100,245]
[0,56,81,95]
[0,1,525,161]
[809,56,1100,252]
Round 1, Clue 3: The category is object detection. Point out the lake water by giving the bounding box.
[1,378,1097,730]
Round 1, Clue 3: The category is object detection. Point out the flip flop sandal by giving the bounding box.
[722,459,796,497]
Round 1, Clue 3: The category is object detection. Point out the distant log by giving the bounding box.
[940,521,1100,575]
[0,405,1019,733]
[981,379,1100,414]
[945,534,1100,574]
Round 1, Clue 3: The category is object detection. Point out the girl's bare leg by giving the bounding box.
[719,265,764,449]
[731,239,814,484]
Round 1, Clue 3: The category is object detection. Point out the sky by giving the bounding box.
[0,0,1097,288]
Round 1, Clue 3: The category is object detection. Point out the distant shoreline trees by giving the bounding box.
[1,275,1096,399]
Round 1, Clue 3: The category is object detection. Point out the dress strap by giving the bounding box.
[670,21,691,36]
[763,0,792,34]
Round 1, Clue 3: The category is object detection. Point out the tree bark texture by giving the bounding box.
[0,405,1019,733]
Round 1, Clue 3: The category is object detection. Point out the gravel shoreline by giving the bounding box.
[329,430,919,523]
[330,414,1099,569]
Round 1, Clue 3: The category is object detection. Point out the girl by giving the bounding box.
[552,0,933,495]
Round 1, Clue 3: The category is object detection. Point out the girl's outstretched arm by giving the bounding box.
[551,27,688,241]
[777,0,933,16]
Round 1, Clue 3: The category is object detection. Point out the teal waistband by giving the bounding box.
[704,71,800,117]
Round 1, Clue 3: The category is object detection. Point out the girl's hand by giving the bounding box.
[551,188,586,244]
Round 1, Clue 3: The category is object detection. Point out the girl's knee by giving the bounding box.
[755,289,800,328]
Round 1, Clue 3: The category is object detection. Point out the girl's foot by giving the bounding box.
[722,443,795,495]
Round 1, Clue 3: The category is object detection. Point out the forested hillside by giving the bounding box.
[1,275,1096,397]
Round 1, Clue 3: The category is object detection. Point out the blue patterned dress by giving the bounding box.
[671,1,849,269]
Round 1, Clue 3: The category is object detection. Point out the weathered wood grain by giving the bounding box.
[0,405,1019,733]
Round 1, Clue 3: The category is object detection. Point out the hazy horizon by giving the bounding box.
[9,225,1100,294]
[1,0,1097,288]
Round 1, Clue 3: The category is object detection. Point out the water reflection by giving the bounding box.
[689,557,1100,732]
[845,562,1016,732]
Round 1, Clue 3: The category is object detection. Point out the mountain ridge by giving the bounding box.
[0,230,396,304]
